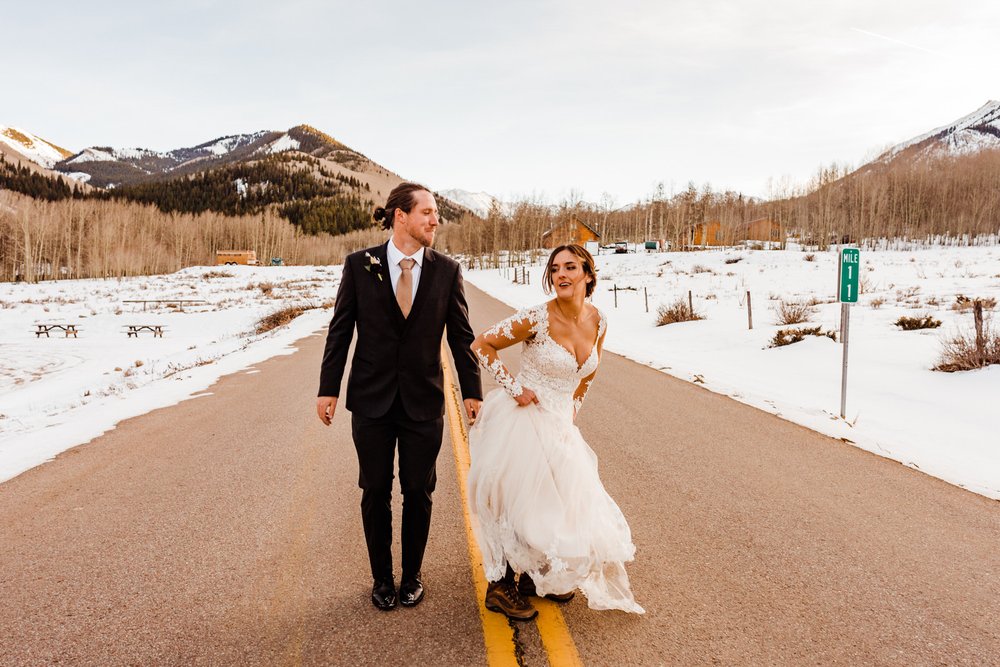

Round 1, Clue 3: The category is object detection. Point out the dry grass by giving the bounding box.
[934,322,1000,372]
[952,295,997,311]
[692,264,713,274]
[201,270,234,279]
[804,253,816,262]
[773,300,814,325]
[769,326,837,347]
[895,315,941,330]
[655,299,704,326]
[255,305,309,334]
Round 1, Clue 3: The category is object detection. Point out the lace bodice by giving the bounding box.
[476,302,606,415]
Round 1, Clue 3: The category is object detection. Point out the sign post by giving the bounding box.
[839,248,859,418]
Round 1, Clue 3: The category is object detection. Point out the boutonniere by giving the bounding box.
[363,252,383,281]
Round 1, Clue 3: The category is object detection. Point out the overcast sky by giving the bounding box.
[5,0,998,203]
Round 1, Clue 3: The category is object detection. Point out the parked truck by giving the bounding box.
[216,250,259,266]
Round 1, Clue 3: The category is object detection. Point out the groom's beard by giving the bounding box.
[408,227,436,248]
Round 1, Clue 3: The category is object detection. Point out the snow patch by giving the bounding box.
[66,148,117,164]
[266,134,301,154]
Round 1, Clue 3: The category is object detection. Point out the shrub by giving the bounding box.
[255,305,308,334]
[655,299,703,326]
[895,315,941,330]
[804,253,816,262]
[953,295,997,311]
[692,264,712,274]
[256,282,275,296]
[769,326,837,348]
[724,257,743,264]
[934,323,1000,372]
[773,300,814,325]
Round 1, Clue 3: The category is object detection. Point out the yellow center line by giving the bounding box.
[441,348,583,667]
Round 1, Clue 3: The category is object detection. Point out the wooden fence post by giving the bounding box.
[688,290,693,317]
[614,284,618,308]
[644,287,649,313]
[974,300,985,364]
[747,291,753,329]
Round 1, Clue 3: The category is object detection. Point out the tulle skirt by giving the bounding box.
[467,388,644,614]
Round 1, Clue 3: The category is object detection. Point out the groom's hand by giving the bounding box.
[463,398,482,425]
[316,396,337,425]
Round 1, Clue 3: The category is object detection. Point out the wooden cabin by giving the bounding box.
[690,218,782,247]
[737,218,782,243]
[690,220,726,246]
[541,217,601,248]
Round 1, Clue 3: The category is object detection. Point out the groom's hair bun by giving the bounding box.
[376,182,431,230]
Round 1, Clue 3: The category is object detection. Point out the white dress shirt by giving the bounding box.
[386,239,424,303]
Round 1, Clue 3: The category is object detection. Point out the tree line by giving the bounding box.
[0,190,385,282]
[438,150,1000,259]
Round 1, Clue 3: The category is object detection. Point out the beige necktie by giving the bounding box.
[397,258,416,317]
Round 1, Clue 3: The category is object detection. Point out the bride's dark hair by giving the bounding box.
[542,244,598,298]
[372,182,431,231]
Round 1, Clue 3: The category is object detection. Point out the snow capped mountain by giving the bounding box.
[879,100,1000,162]
[438,189,502,217]
[0,126,74,169]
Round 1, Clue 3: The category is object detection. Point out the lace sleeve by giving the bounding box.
[472,306,540,400]
[572,309,607,416]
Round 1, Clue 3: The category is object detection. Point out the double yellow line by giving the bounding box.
[441,349,583,667]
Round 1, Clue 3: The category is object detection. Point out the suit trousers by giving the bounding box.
[351,392,444,582]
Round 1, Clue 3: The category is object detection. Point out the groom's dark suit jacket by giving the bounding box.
[318,242,482,421]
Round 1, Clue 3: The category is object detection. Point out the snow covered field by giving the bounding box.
[2,247,998,501]
[464,245,1000,500]
[0,266,339,483]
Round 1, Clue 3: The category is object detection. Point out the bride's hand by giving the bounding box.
[514,387,539,407]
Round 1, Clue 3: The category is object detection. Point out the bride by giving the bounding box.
[467,244,644,620]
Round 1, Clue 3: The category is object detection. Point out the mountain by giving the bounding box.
[1,122,473,235]
[52,125,390,191]
[877,100,1000,163]
[438,188,502,217]
[0,126,74,169]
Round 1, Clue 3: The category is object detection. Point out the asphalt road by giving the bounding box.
[1,284,998,666]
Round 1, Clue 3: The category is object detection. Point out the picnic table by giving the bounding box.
[122,299,207,312]
[124,325,166,338]
[33,324,82,338]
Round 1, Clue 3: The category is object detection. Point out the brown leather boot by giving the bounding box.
[485,579,537,621]
[518,573,575,603]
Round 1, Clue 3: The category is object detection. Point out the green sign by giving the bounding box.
[839,248,859,303]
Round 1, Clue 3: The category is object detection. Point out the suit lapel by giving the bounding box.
[406,248,437,325]
[375,242,406,328]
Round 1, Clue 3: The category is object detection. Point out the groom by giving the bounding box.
[316,182,482,610]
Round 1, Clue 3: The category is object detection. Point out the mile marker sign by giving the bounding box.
[839,248,860,303]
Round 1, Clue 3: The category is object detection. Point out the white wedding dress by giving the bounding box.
[468,303,644,614]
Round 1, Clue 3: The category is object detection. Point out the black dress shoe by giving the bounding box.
[399,575,425,607]
[371,578,397,611]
